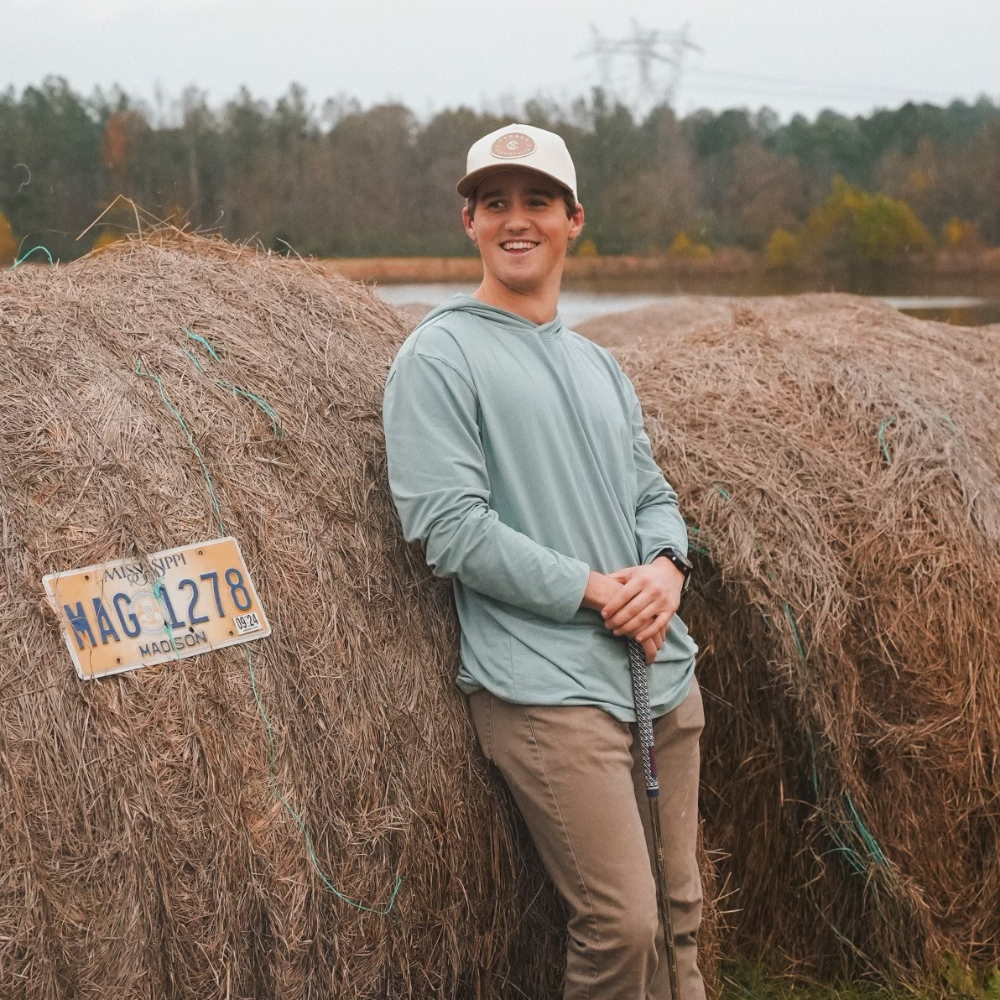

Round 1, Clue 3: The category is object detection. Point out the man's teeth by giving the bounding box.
[502,241,537,250]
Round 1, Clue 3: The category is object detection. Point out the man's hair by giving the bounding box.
[466,183,578,220]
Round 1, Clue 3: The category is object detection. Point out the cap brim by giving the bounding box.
[456,164,575,200]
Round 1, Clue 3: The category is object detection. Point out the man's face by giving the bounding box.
[462,168,585,295]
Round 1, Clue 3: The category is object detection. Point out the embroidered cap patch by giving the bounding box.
[491,132,536,159]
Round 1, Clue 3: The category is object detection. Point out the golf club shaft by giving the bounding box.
[627,637,681,1000]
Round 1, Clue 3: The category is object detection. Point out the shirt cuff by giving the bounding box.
[556,558,592,622]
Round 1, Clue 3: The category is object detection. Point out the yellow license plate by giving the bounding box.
[43,537,271,680]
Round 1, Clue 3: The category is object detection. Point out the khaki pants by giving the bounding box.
[468,678,705,1000]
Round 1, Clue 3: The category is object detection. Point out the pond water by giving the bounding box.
[374,283,1000,329]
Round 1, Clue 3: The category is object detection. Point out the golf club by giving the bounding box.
[627,635,681,1000]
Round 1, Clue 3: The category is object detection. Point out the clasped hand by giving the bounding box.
[582,557,686,665]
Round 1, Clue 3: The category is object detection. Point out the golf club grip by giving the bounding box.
[626,638,659,795]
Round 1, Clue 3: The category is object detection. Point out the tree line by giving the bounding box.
[1,77,998,265]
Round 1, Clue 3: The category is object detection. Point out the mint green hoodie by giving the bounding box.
[382,295,697,721]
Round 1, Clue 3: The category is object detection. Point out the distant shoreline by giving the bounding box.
[317,250,1000,293]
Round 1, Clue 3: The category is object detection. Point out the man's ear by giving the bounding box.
[568,201,585,242]
[462,205,478,244]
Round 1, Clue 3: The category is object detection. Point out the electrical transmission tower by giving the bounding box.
[577,20,701,116]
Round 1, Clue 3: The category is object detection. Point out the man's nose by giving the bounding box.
[504,204,531,231]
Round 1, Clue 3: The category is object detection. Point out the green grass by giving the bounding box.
[718,958,1000,1000]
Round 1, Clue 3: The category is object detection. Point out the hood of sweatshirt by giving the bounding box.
[411,293,566,339]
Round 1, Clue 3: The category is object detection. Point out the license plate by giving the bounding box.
[43,537,271,680]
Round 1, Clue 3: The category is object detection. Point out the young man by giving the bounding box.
[382,123,704,1000]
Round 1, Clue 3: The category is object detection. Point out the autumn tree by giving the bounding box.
[768,176,933,266]
[0,211,16,266]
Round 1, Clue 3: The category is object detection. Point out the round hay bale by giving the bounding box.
[0,234,721,998]
[588,296,1000,982]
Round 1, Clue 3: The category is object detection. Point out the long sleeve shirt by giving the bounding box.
[381,295,697,721]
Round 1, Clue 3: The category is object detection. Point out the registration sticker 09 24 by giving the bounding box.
[233,612,262,635]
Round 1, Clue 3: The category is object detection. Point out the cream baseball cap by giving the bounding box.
[456,123,578,201]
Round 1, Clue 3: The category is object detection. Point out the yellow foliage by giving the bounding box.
[943,217,982,250]
[0,212,17,267]
[669,232,695,256]
[575,237,599,257]
[799,176,933,264]
[669,231,712,260]
[766,228,798,267]
[91,230,125,254]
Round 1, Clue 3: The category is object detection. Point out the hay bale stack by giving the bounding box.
[0,233,720,998]
[583,296,1000,981]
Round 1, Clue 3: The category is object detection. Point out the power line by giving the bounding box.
[685,66,967,103]
[576,20,702,115]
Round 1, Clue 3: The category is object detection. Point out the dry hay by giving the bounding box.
[578,296,736,350]
[583,296,1000,982]
[391,302,435,328]
[0,233,722,999]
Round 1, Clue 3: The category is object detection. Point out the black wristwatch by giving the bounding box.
[653,546,693,593]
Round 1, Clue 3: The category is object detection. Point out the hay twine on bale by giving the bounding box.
[583,296,1000,984]
[8,244,55,270]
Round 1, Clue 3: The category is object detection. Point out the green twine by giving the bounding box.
[783,602,806,660]
[788,603,888,874]
[246,643,402,914]
[687,525,710,557]
[936,410,959,433]
[184,326,220,360]
[217,381,284,438]
[718,485,889,880]
[182,349,203,372]
[878,415,897,466]
[8,245,55,270]
[844,792,888,867]
[135,355,400,914]
[181,328,284,438]
[135,358,226,536]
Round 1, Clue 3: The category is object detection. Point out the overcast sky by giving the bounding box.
[3,0,998,122]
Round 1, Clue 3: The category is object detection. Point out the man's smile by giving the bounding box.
[500,240,539,254]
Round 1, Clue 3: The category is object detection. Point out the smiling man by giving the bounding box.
[382,123,705,1000]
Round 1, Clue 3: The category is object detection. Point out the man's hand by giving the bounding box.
[601,557,684,662]
[581,561,681,665]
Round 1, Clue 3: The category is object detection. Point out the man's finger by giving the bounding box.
[643,636,658,665]
[608,593,659,633]
[601,576,644,619]
[612,604,663,637]
[635,611,671,642]
[607,585,668,630]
